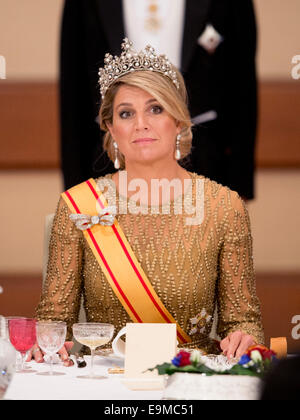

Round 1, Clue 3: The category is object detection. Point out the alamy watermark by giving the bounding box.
[0,55,6,79]
[291,55,300,80]
[95,172,205,226]
[291,315,300,340]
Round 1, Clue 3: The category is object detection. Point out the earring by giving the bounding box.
[175,134,181,160]
[113,141,120,169]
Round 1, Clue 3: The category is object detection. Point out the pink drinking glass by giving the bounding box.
[8,318,36,373]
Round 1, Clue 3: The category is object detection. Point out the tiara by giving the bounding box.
[98,38,180,99]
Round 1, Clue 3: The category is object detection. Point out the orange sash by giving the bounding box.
[62,179,191,345]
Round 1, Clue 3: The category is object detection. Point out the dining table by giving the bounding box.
[4,351,297,402]
[4,353,164,401]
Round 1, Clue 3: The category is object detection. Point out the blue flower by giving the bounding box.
[238,354,251,366]
[172,354,182,367]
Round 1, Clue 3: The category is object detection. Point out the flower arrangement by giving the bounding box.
[150,345,278,379]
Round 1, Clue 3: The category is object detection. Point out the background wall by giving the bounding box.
[0,0,62,80]
[0,0,299,351]
[1,0,300,80]
[254,0,300,80]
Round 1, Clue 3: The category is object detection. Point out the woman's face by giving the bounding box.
[107,85,181,167]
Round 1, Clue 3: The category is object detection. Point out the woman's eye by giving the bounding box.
[151,105,163,114]
[119,110,132,119]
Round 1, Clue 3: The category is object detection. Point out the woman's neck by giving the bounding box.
[126,160,188,182]
[112,161,192,206]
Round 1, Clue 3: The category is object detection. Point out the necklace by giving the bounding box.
[145,0,161,33]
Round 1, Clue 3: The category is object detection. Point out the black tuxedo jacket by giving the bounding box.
[60,0,257,198]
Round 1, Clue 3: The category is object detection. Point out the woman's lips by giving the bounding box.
[133,138,157,144]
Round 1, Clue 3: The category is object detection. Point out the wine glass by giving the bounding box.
[5,317,26,370]
[36,321,67,376]
[73,323,114,379]
[8,318,36,373]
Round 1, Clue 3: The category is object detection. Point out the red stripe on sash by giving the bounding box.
[65,190,81,214]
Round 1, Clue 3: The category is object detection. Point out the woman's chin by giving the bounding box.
[126,150,174,166]
[128,155,172,167]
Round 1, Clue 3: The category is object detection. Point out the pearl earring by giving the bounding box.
[175,134,181,160]
[113,141,120,169]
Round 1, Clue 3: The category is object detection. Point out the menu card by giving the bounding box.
[124,323,177,380]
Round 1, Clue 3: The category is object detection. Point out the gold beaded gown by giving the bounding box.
[36,173,265,352]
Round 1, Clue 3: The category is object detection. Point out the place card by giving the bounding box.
[121,323,177,390]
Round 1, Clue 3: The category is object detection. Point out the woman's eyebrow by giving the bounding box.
[115,98,158,110]
[116,102,132,110]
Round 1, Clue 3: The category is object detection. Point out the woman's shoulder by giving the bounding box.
[94,173,114,183]
[190,172,245,211]
[61,175,115,200]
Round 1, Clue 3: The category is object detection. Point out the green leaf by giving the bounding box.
[149,360,270,379]
[148,363,171,375]
[227,365,263,378]
[150,363,218,376]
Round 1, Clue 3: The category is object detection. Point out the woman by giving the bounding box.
[32,40,264,363]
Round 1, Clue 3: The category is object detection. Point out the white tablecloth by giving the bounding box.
[4,355,164,400]
[7,353,295,401]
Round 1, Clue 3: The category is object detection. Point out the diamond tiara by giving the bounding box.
[98,38,180,99]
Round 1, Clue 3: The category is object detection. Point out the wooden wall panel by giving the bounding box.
[0,81,299,169]
[256,82,300,168]
[0,82,60,169]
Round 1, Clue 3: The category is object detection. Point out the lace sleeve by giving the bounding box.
[216,192,265,345]
[35,196,84,340]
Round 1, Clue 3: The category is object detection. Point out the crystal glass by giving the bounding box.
[0,336,16,400]
[5,316,27,334]
[36,321,67,376]
[73,323,114,379]
[8,318,36,373]
[0,316,16,400]
[5,317,26,370]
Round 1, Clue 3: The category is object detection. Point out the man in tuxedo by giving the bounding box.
[60,0,257,199]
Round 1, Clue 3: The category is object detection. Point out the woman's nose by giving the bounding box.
[135,112,149,130]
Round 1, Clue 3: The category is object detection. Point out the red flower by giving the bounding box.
[177,351,191,367]
[263,350,277,360]
[246,345,276,361]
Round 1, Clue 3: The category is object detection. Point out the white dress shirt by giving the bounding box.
[123,0,185,69]
[122,0,218,123]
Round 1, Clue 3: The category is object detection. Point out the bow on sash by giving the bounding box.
[69,206,117,230]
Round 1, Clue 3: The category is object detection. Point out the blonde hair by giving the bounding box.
[99,69,193,169]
